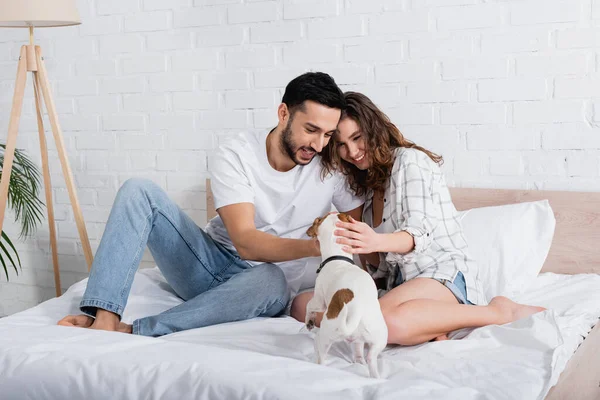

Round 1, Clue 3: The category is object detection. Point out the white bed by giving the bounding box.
[1,185,599,399]
[0,266,599,400]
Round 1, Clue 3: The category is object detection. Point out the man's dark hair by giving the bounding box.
[281,72,346,115]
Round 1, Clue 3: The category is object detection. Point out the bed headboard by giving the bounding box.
[205,179,600,275]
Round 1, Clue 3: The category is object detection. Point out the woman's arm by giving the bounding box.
[343,205,380,266]
[335,150,439,257]
[375,231,415,254]
[334,217,414,255]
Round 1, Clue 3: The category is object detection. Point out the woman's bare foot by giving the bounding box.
[433,334,449,341]
[115,322,133,334]
[489,296,546,325]
[57,310,132,334]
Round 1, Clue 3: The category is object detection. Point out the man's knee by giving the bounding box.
[115,178,166,212]
[252,264,290,309]
[119,178,159,199]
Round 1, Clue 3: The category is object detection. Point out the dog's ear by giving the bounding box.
[338,213,352,223]
[306,216,325,238]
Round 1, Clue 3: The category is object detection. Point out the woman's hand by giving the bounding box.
[334,216,382,254]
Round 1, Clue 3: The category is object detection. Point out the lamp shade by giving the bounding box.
[0,0,81,27]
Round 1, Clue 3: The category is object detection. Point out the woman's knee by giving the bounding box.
[381,305,419,346]
[290,291,314,322]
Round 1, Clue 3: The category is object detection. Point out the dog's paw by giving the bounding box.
[306,320,315,331]
[354,356,365,365]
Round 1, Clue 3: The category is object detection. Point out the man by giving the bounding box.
[57,72,363,337]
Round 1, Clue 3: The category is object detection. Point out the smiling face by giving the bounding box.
[335,117,370,170]
[280,100,341,166]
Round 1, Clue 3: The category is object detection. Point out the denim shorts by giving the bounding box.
[434,271,473,305]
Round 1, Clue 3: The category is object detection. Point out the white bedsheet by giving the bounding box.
[1,267,599,400]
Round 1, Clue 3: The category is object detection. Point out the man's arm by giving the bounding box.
[218,202,320,262]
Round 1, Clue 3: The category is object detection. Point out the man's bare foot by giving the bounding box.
[58,314,94,328]
[57,310,132,334]
[489,296,546,325]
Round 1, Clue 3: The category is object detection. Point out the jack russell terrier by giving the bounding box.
[305,212,387,379]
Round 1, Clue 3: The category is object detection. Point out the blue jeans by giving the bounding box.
[80,178,290,337]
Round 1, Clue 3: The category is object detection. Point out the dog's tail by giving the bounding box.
[326,288,362,336]
[338,305,362,337]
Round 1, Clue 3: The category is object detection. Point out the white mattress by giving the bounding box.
[1,267,599,400]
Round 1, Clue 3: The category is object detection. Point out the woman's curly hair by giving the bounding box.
[321,92,443,197]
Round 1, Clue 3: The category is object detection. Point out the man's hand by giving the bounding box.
[310,238,321,257]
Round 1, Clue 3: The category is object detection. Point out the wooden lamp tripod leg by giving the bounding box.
[34,46,94,271]
[0,46,28,270]
[32,73,61,296]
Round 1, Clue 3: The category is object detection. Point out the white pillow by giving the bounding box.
[458,200,556,302]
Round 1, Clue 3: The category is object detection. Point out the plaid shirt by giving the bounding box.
[363,147,485,305]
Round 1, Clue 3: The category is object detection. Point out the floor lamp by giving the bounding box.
[0,0,94,297]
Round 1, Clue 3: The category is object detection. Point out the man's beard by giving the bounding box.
[280,118,315,166]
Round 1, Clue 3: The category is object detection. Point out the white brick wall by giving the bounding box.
[0,0,599,315]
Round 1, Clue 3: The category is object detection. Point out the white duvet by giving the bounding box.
[1,267,599,400]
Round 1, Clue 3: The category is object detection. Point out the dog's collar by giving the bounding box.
[317,255,355,274]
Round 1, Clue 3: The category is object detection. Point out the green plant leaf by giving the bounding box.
[0,144,45,238]
[0,237,19,276]
[0,249,7,280]
[0,144,43,281]
[1,231,21,270]
[0,231,21,279]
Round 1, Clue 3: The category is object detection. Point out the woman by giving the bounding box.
[291,92,545,345]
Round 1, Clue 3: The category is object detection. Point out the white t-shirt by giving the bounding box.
[206,130,364,296]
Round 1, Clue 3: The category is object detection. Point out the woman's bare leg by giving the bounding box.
[290,291,321,325]
[291,278,545,346]
[380,278,545,345]
[290,277,466,330]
